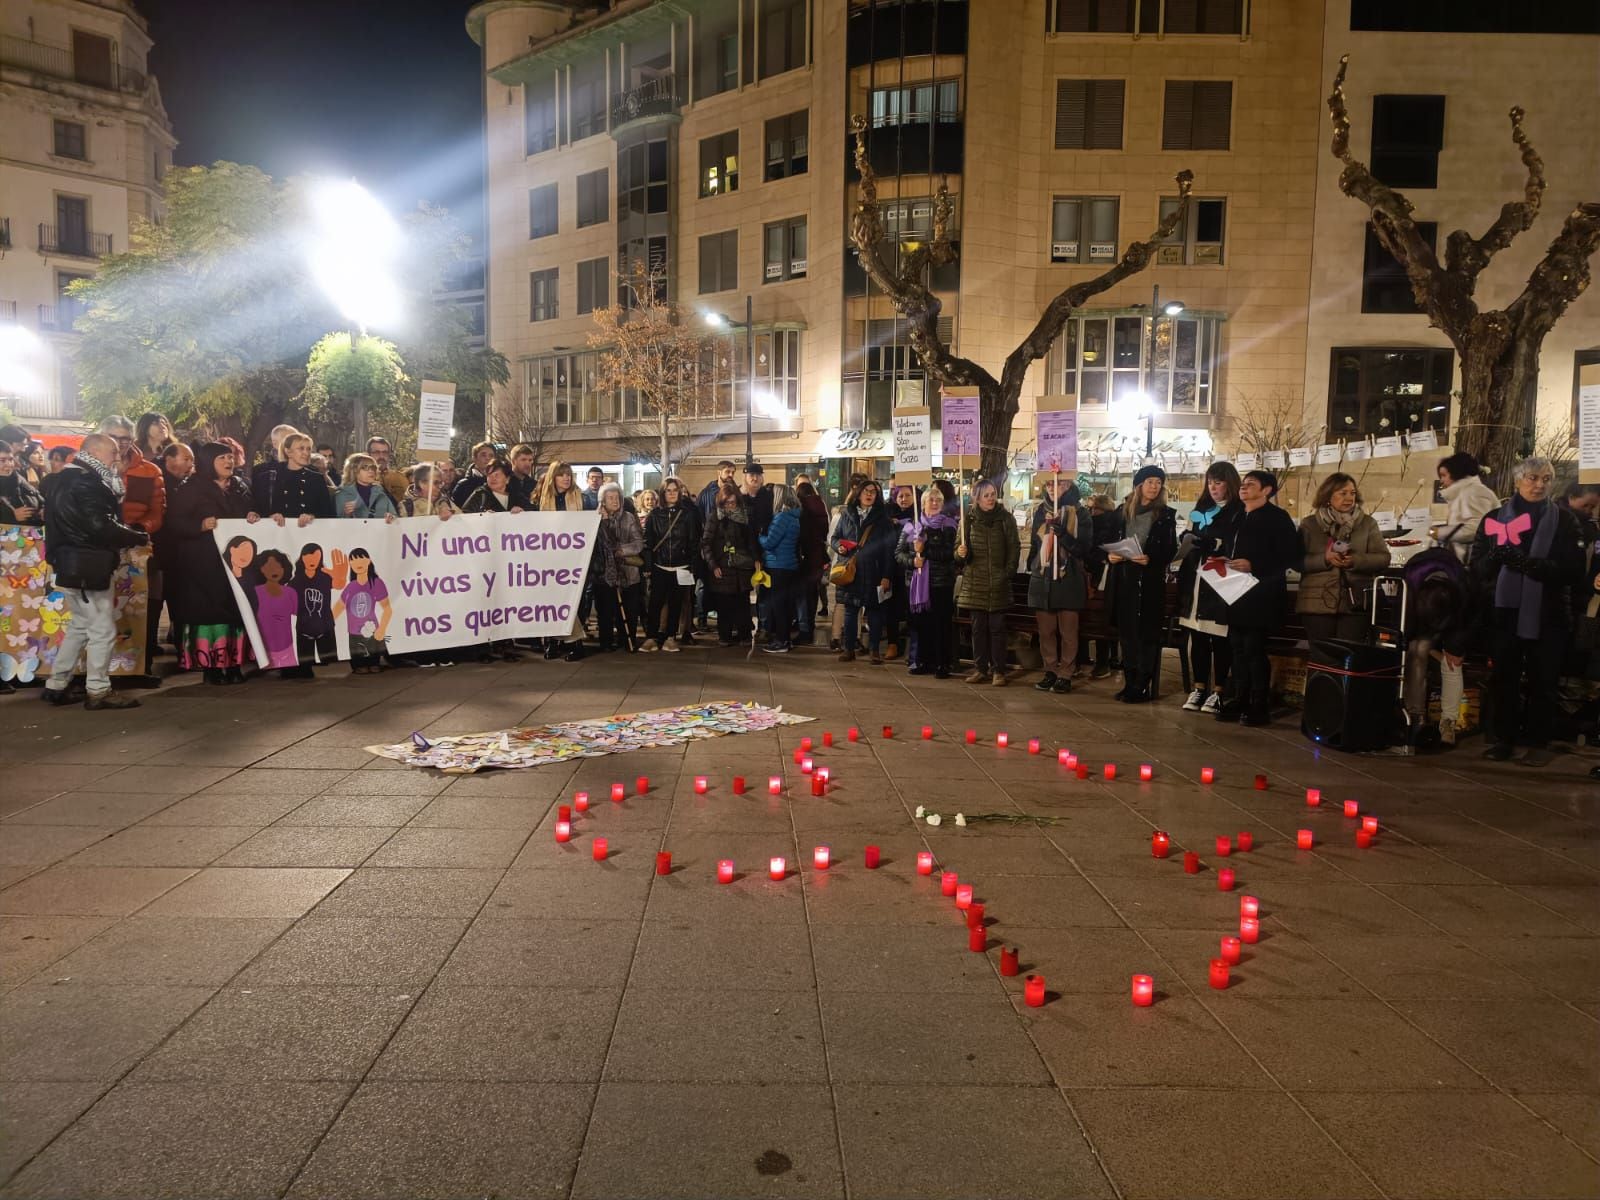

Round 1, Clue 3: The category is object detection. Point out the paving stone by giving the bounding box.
[1393,999,1600,1093]
[309,868,502,919]
[823,991,1052,1084]
[437,917,638,988]
[604,988,826,1083]
[364,826,527,869]
[0,916,117,991]
[141,868,349,918]
[812,923,1005,993]
[484,863,654,920]
[630,919,813,990]
[61,826,254,868]
[212,826,394,868]
[235,916,466,986]
[0,984,212,1082]
[272,793,435,827]
[40,916,287,987]
[1518,1092,1600,1158]
[1,792,185,828]
[137,791,309,827]
[0,1081,105,1180]
[0,826,116,868]
[0,867,196,917]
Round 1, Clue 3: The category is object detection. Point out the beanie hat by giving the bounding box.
[1131,465,1166,488]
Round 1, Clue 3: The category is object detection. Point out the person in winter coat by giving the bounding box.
[1216,470,1300,725]
[98,415,167,537]
[1103,465,1178,703]
[882,483,917,660]
[333,454,402,520]
[698,460,739,522]
[1471,455,1586,763]
[642,477,700,652]
[1433,452,1500,564]
[461,460,521,514]
[826,473,870,650]
[166,443,262,685]
[1296,472,1390,642]
[594,482,645,652]
[451,441,497,508]
[537,460,592,661]
[1086,492,1122,678]
[831,479,898,664]
[795,481,830,645]
[1027,478,1092,694]
[1176,463,1241,714]
[0,440,44,525]
[400,470,458,518]
[256,433,334,525]
[897,486,960,677]
[1399,549,1476,749]
[956,479,1021,685]
[759,485,802,653]
[703,482,761,645]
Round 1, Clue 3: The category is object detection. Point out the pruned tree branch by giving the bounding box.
[1508,201,1600,340]
[1445,105,1546,283]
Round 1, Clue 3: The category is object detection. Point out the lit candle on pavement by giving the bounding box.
[1200,766,1215,784]
[955,884,973,910]
[769,856,786,880]
[732,776,746,794]
[1066,753,1079,769]
[1000,946,1020,976]
[1220,936,1241,965]
[610,783,625,802]
[817,767,830,784]
[574,791,590,813]
[554,820,572,843]
[1058,748,1071,765]
[941,871,958,896]
[1343,799,1359,818]
[801,757,814,774]
[636,776,649,795]
[592,837,607,862]
[882,725,893,739]
[847,727,859,742]
[1209,957,1230,989]
[1361,815,1378,835]
[1237,831,1254,852]
[965,902,985,930]
[813,845,830,870]
[864,845,881,869]
[1025,975,1046,1006]
[1151,830,1171,858]
[1240,915,1260,943]
[823,732,833,747]
[1240,894,1260,919]
[1183,852,1200,874]
[1217,867,1235,891]
[655,851,671,875]
[1297,829,1314,850]
[922,725,933,740]
[768,776,782,795]
[917,852,935,875]
[1075,764,1089,780]
[693,776,708,794]
[996,732,1009,748]
[1355,830,1374,849]
[558,804,572,822]
[810,776,824,797]
[801,736,813,751]
[1103,763,1117,780]
[1254,774,1268,790]
[965,729,977,744]
[717,859,734,884]
[1306,788,1321,807]
[1131,974,1154,1006]
[1216,836,1232,857]
[1028,738,1040,755]
[1139,763,1153,781]
[968,926,987,953]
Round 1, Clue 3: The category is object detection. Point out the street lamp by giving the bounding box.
[703,294,756,466]
[0,324,53,403]
[1136,285,1185,456]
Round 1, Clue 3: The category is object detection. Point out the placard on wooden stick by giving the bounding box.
[1580,363,1600,485]
[415,380,457,462]
[1033,394,1078,486]
[893,406,933,485]
[940,386,981,470]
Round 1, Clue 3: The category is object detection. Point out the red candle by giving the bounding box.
[996,732,1009,748]
[1361,815,1378,835]
[965,902,985,930]
[1296,828,1314,850]
[968,926,987,953]
[1240,894,1260,919]
[1075,764,1089,780]
[769,856,786,880]
[1240,915,1260,943]
[1208,957,1230,989]
[574,791,590,813]
[1103,763,1117,780]
[816,766,830,784]
[823,731,833,747]
[1024,974,1046,1007]
[655,851,671,875]
[768,776,782,795]
[1183,851,1200,874]
[1028,738,1041,755]
[1058,748,1071,765]
[636,776,649,795]
[1131,974,1154,1007]
[965,729,977,744]
[1343,799,1359,818]
[1200,766,1215,784]
[954,883,973,910]
[922,725,933,740]
[847,727,860,742]
[1220,936,1241,965]
[1237,831,1254,853]
[610,783,625,802]
[592,837,608,862]
[793,749,804,764]
[916,852,935,875]
[1215,836,1232,857]
[558,804,572,822]
[1151,830,1171,859]
[1355,830,1374,849]
[1254,774,1268,790]
[732,776,746,794]
[800,736,813,751]
[1306,788,1321,807]
[999,946,1020,976]
[882,725,893,739]
[812,845,830,870]
[810,776,824,797]
[940,871,958,897]
[554,819,572,843]
[1217,867,1235,892]
[1139,763,1153,781]
[801,757,814,774]
[693,776,708,794]
[864,845,881,869]
[717,858,734,884]
[1066,753,1079,769]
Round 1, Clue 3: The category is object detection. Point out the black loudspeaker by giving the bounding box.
[1302,639,1401,751]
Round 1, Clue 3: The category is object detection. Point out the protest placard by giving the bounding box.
[416,380,456,460]
[892,406,932,484]
[1035,396,1078,476]
[940,387,981,468]
[1580,363,1600,484]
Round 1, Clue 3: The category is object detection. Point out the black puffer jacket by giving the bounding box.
[43,464,149,590]
[1103,504,1178,640]
[644,498,702,571]
[894,518,960,590]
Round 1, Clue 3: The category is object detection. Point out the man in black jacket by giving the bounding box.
[41,434,150,710]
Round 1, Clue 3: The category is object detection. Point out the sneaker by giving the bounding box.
[991,672,1008,687]
[1201,692,1223,715]
[563,644,585,662]
[543,643,562,660]
[963,669,987,684]
[1182,688,1206,712]
[1035,672,1058,693]
[1215,699,1242,722]
[764,643,791,654]
[1438,717,1457,746]
[640,639,660,653]
[662,639,682,653]
[837,650,856,663]
[1052,677,1073,694]
[85,691,140,710]
[1090,663,1111,680]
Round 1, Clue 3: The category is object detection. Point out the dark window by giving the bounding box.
[569,56,607,142]
[1371,95,1445,189]
[1158,196,1226,264]
[1053,80,1124,150]
[528,183,558,239]
[765,110,809,180]
[761,0,807,77]
[699,130,739,197]
[698,230,738,294]
[524,81,557,155]
[577,169,609,228]
[1362,221,1437,313]
[1351,0,1599,33]
[530,268,559,322]
[55,195,88,255]
[870,81,961,128]
[1328,347,1454,437]
[577,257,608,315]
[1051,197,1119,264]
[695,1,739,98]
[618,135,670,219]
[764,217,807,283]
[1139,0,1244,32]
[71,31,113,89]
[1049,0,1133,31]
[53,120,86,160]
[1162,81,1232,150]
[849,0,968,65]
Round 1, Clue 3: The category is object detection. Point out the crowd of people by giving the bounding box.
[3,416,1598,765]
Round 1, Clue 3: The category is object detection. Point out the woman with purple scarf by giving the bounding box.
[1470,456,1585,764]
[895,487,960,678]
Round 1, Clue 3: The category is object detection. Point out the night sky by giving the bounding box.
[140,0,486,240]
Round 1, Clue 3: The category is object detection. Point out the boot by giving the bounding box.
[1034,672,1058,693]
[1215,690,1243,721]
[1241,697,1271,726]
[85,691,140,710]
[203,668,225,686]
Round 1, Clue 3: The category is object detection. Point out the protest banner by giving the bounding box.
[1035,396,1078,479]
[940,387,981,469]
[0,525,148,681]
[212,510,598,664]
[892,406,932,485]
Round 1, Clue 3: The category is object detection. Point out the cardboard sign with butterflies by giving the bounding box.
[0,525,149,683]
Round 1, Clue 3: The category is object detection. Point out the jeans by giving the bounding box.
[1488,627,1564,746]
[48,587,117,694]
[797,573,823,637]
[913,585,955,672]
[968,609,1007,674]
[646,570,691,643]
[1404,636,1465,724]
[714,589,749,643]
[843,600,884,655]
[1188,631,1231,690]
[1034,610,1079,674]
[765,568,797,648]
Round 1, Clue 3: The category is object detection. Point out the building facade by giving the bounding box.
[0,0,176,425]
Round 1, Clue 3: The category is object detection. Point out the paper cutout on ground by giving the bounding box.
[367,700,813,773]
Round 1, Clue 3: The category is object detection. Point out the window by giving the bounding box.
[1158,196,1226,264]
[870,81,961,128]
[569,56,607,142]
[71,31,114,89]
[53,120,86,160]
[524,80,557,155]
[761,0,807,76]
[1050,311,1222,415]
[1329,347,1453,437]
[1371,95,1445,189]
[699,131,739,197]
[577,169,609,228]
[841,316,954,431]
[530,268,559,322]
[695,2,740,98]
[1362,222,1437,313]
[619,235,669,305]
[849,0,968,65]
[528,184,558,239]
[577,257,608,315]
[1053,80,1124,150]
[1140,0,1244,32]
[1049,0,1133,31]
[527,352,607,425]
[764,217,807,283]
[765,110,809,180]
[55,195,89,256]
[698,231,738,295]
[619,136,670,218]
[1351,0,1599,34]
[1162,80,1232,150]
[1051,197,1119,264]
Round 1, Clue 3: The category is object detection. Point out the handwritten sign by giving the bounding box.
[892,407,932,484]
[1372,509,1396,530]
[1035,397,1078,474]
[1345,440,1372,462]
[1235,453,1260,471]
[1403,506,1433,530]
[1407,429,1439,452]
[416,380,457,459]
[1263,450,1286,470]
[940,387,981,468]
[1580,364,1600,484]
[1316,443,1342,466]
[1288,447,1313,468]
[1372,435,1402,459]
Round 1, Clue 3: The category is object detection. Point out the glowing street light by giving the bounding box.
[0,325,54,403]
[307,179,403,332]
[704,295,757,466]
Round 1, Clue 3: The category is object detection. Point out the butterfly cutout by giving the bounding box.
[0,653,39,683]
[19,593,43,609]
[1484,512,1532,546]
[40,609,65,634]
[15,618,40,633]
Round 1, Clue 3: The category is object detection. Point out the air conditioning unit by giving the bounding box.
[1051,241,1079,260]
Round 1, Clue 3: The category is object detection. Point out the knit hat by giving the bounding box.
[1131,465,1166,488]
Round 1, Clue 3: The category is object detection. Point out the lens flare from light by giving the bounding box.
[0,325,53,398]
[306,179,403,331]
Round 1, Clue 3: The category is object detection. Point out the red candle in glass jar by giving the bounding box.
[558,804,572,822]
[965,729,977,744]
[1254,774,1268,790]
[801,757,814,774]
[768,776,782,795]
[1208,957,1230,989]
[800,736,813,751]
[1028,738,1041,755]
[1306,788,1321,807]
[955,883,973,910]
[1024,975,1046,1007]
[882,725,893,739]
[1361,815,1378,835]
[636,776,649,795]
[1297,828,1314,850]
[554,819,572,843]
[693,776,708,794]
[1237,831,1254,853]
[1066,753,1079,769]
[732,776,746,794]
[1220,935,1241,965]
[1343,799,1359,818]
[864,845,881,869]
[1240,915,1260,943]
[817,767,830,784]
[716,859,734,884]
[592,837,608,862]
[1103,763,1117,781]
[968,926,988,953]
[1183,851,1200,874]
[1131,974,1154,1006]
[1215,836,1232,857]
[793,749,804,765]
[1240,894,1260,919]
[574,791,590,813]
[1058,748,1071,765]
[1139,763,1153,781]
[1075,764,1089,780]
[941,871,958,896]
[823,731,833,747]
[1355,829,1374,849]
[922,725,933,740]
[847,727,860,742]
[996,732,1009,748]
[769,856,786,880]
[965,902,985,930]
[1151,830,1171,858]
[655,851,672,876]
[916,852,935,876]
[810,776,824,797]
[813,845,830,870]
[1217,867,1235,891]
[610,783,625,802]
[1000,946,1020,976]
[1200,766,1215,784]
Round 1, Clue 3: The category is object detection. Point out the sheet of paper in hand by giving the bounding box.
[1099,536,1143,559]
[1200,566,1260,605]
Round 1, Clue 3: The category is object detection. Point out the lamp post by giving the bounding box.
[704,294,756,465]
[1139,285,1185,457]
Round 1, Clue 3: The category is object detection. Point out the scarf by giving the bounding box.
[1189,505,1217,531]
[1314,504,1363,542]
[908,510,957,612]
[1492,495,1557,639]
[1128,501,1157,547]
[74,451,124,498]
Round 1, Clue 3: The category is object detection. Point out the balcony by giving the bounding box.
[611,77,678,130]
[0,300,17,322]
[38,225,113,258]
[38,301,86,332]
[0,35,147,94]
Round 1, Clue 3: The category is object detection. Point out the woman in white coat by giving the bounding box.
[1433,452,1499,564]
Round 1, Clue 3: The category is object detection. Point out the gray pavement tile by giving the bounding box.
[1140,929,1370,998]
[90,764,244,795]
[1246,880,1442,939]
[834,1083,1113,1200]
[213,826,394,868]
[0,984,212,1082]
[1392,999,1600,1093]
[0,916,117,990]
[364,826,527,869]
[41,916,287,987]
[629,919,813,991]
[309,868,501,920]
[1519,1092,1600,1158]
[273,793,436,826]
[573,1082,843,1200]
[662,794,799,835]
[644,859,813,925]
[137,791,310,827]
[1310,934,1557,999]
[141,867,349,918]
[917,831,1085,876]
[236,917,466,986]
[1512,885,1600,933]
[1375,883,1593,937]
[0,867,196,917]
[798,862,954,927]
[0,826,115,868]
[1298,1090,1600,1199]
[948,872,1127,928]
[1088,875,1278,931]
[484,864,654,920]
[0,1080,349,1199]
[604,987,825,1083]
[61,825,254,868]
[191,768,353,796]
[370,985,618,1081]
[252,746,378,770]
[811,923,1002,993]
[1,792,184,829]
[436,917,638,988]
[285,1080,590,1200]
[1068,1088,1380,1199]
[1474,935,1600,1001]
[406,792,543,830]
[132,985,413,1082]
[822,991,1052,1084]
[0,1081,104,1180]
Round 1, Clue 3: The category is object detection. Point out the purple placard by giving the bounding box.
[940,392,980,461]
[1036,407,1078,473]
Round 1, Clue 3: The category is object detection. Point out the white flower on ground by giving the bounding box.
[955,813,966,827]
[925,813,942,826]
[915,805,925,818]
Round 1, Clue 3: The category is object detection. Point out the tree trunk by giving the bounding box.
[977,382,1018,483]
[660,410,670,479]
[1456,335,1540,493]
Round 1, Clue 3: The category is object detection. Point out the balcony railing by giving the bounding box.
[38,301,86,332]
[611,77,678,127]
[38,225,112,258]
[0,217,10,248]
[0,35,146,93]
[0,300,17,322]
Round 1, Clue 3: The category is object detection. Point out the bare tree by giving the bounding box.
[848,114,1192,481]
[486,386,565,465]
[1328,56,1600,484]
[589,259,716,477]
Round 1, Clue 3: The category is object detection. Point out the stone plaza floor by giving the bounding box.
[1,647,1597,1199]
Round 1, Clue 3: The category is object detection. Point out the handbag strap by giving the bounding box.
[651,510,680,554]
